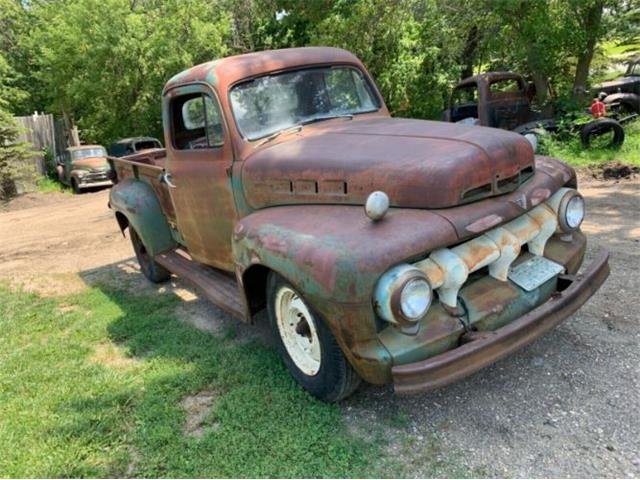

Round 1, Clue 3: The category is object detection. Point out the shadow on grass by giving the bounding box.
[68,261,390,478]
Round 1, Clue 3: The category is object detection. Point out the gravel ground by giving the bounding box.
[0,175,638,478]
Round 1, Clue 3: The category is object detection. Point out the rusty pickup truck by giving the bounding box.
[109,47,609,402]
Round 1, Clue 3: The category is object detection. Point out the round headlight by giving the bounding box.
[558,192,585,232]
[523,132,538,153]
[400,278,432,320]
[374,264,432,331]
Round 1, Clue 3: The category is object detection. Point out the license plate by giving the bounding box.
[508,255,565,291]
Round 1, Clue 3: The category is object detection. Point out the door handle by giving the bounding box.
[161,171,177,188]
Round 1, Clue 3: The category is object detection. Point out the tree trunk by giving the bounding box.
[460,25,479,80]
[572,0,604,98]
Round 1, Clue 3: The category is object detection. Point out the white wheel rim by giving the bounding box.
[275,286,321,376]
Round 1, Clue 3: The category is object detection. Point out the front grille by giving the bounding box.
[83,171,110,182]
[415,187,569,308]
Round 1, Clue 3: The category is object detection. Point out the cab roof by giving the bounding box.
[67,144,104,151]
[112,137,160,144]
[163,47,365,95]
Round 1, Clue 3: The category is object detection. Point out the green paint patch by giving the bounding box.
[0,284,417,478]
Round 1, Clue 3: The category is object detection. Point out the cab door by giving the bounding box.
[163,85,237,271]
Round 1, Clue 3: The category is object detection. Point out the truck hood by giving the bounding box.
[242,117,535,209]
[71,157,111,172]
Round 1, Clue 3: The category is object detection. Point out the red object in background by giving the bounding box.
[591,99,606,118]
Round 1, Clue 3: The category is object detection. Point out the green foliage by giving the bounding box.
[0,0,637,145]
[539,118,640,167]
[36,176,72,194]
[0,55,34,199]
[22,0,231,145]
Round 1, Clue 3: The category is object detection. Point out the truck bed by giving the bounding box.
[109,148,176,221]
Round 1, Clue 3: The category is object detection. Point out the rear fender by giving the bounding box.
[109,177,176,256]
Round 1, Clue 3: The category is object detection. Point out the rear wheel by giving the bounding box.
[130,228,170,283]
[267,272,361,402]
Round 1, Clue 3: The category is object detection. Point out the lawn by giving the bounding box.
[0,284,392,478]
[0,283,477,478]
[539,118,640,168]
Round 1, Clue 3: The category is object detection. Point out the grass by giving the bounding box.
[36,176,71,194]
[0,282,473,478]
[539,118,640,168]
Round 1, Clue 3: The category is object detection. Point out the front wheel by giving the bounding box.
[71,178,81,194]
[267,273,361,402]
[130,227,170,283]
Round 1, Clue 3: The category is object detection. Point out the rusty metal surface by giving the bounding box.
[107,47,607,392]
[232,205,459,303]
[392,248,610,395]
[155,249,246,318]
[241,117,534,210]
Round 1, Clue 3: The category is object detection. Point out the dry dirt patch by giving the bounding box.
[90,342,138,370]
[180,390,218,439]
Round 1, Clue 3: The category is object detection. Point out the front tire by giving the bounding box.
[130,228,170,283]
[71,178,81,194]
[267,272,361,402]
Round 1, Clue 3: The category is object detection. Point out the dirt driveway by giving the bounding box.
[1,176,638,478]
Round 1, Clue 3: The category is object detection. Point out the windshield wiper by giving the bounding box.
[301,114,354,125]
[254,114,353,148]
[255,124,303,148]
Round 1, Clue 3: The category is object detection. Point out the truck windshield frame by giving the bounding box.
[229,65,381,141]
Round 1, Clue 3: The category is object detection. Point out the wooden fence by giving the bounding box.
[10,113,72,194]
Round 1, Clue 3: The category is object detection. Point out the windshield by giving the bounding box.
[229,66,380,140]
[626,62,639,76]
[71,147,107,160]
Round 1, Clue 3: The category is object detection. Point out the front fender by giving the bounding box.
[232,205,457,304]
[232,205,458,384]
[603,92,640,113]
[109,177,176,256]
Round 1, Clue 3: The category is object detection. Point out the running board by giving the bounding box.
[154,250,247,319]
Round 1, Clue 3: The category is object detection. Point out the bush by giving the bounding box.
[0,108,35,200]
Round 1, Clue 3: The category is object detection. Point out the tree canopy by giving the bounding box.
[1,0,637,145]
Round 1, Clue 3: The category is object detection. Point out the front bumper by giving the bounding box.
[78,178,113,189]
[392,248,609,394]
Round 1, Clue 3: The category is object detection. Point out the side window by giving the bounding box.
[172,93,224,150]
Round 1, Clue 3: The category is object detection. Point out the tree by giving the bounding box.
[24,0,231,144]
[0,54,33,199]
[569,0,606,97]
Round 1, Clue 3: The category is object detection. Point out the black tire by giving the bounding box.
[580,118,625,148]
[130,228,171,283]
[71,178,81,194]
[266,272,361,402]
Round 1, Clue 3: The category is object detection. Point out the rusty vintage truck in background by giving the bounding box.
[57,145,114,193]
[108,47,609,402]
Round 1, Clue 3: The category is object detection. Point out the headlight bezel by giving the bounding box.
[374,264,433,333]
[558,190,585,232]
